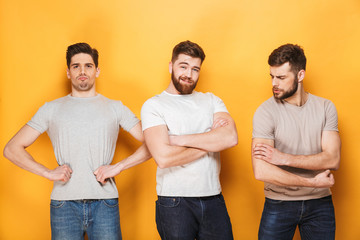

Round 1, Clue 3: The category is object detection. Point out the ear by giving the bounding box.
[66,69,70,79]
[96,67,100,78]
[169,61,173,74]
[297,70,305,83]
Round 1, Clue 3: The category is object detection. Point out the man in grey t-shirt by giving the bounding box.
[252,44,341,239]
[3,42,151,239]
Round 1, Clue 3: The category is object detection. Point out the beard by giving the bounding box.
[273,75,298,100]
[171,72,197,95]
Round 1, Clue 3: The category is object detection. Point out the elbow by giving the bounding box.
[3,143,12,160]
[153,156,171,169]
[229,134,238,148]
[331,158,340,171]
[252,163,265,182]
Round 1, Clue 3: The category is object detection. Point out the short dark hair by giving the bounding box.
[171,40,206,63]
[66,42,99,68]
[268,44,306,74]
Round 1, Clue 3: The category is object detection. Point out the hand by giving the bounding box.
[253,143,287,166]
[212,118,229,129]
[94,164,122,185]
[312,170,335,188]
[44,164,72,182]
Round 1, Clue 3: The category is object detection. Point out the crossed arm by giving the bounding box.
[251,130,341,188]
[144,112,238,169]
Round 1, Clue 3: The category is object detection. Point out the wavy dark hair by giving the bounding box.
[66,42,99,68]
[268,44,306,74]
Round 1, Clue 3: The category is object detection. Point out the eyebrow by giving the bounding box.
[70,62,94,67]
[270,73,286,78]
[178,62,200,70]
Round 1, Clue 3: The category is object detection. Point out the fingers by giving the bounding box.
[93,167,109,185]
[212,118,229,129]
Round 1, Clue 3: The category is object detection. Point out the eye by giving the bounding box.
[193,68,199,72]
[86,64,93,68]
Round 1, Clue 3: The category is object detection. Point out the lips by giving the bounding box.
[180,77,193,84]
[77,76,88,81]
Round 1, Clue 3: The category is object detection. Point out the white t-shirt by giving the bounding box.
[141,91,228,197]
[252,93,339,200]
[27,94,139,200]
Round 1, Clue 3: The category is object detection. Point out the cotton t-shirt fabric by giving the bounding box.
[27,94,139,200]
[141,91,228,197]
[252,93,338,201]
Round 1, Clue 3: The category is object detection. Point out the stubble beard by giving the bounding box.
[273,75,298,100]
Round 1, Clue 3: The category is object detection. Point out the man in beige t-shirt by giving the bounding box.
[252,44,341,240]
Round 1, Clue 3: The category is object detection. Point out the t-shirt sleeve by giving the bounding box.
[252,104,275,140]
[116,101,140,132]
[323,100,338,132]
[210,93,228,113]
[26,103,50,134]
[141,98,166,131]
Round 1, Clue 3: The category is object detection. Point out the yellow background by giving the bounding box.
[1,0,359,239]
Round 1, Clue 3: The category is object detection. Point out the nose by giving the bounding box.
[272,77,278,86]
[80,66,86,75]
[184,68,192,78]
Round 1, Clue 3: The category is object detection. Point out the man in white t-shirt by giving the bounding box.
[3,42,151,239]
[141,40,238,240]
[252,43,341,239]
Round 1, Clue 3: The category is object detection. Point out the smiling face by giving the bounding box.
[169,53,202,95]
[67,53,100,97]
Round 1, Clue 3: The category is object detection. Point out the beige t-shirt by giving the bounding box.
[252,93,338,200]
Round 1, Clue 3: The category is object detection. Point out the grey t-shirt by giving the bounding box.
[252,93,338,200]
[27,94,139,200]
[141,91,228,197]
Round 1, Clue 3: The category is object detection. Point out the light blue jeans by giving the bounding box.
[50,199,121,240]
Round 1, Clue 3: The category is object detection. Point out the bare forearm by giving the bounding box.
[253,158,314,187]
[150,145,207,169]
[171,127,238,152]
[283,152,340,170]
[116,144,152,171]
[4,144,52,178]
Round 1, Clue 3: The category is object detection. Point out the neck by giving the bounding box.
[71,88,97,98]
[284,86,308,106]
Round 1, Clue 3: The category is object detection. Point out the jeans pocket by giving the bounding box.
[50,200,65,209]
[157,196,181,208]
[102,198,119,208]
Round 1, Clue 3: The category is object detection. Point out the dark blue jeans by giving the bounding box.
[259,195,335,240]
[50,199,121,240]
[156,193,233,240]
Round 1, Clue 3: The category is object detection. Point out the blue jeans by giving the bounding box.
[258,195,335,240]
[50,199,121,240]
[156,193,233,240]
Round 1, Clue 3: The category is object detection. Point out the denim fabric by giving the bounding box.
[156,193,233,240]
[258,195,335,240]
[50,199,121,240]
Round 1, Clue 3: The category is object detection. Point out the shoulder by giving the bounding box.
[255,96,279,113]
[308,94,337,110]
